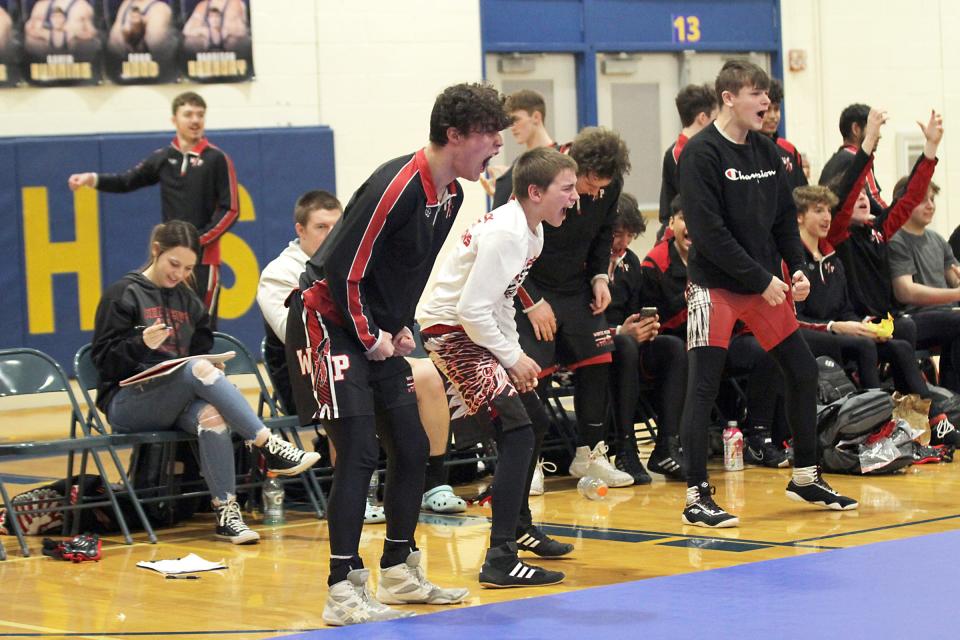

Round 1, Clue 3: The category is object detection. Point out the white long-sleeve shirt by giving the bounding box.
[256,240,310,341]
[418,200,543,368]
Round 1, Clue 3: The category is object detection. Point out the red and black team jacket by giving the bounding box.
[770,133,808,190]
[517,144,619,308]
[829,149,938,318]
[794,144,873,324]
[639,239,689,337]
[91,272,213,413]
[97,137,239,266]
[658,132,688,226]
[300,149,463,354]
[819,143,888,217]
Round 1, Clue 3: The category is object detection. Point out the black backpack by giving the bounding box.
[817,389,894,449]
[816,356,857,404]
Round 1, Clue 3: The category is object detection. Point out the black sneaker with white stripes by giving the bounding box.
[258,433,320,476]
[648,439,685,480]
[479,542,565,588]
[681,483,739,528]
[785,472,858,511]
[515,524,573,557]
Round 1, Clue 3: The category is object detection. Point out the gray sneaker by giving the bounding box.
[322,569,414,626]
[377,550,469,604]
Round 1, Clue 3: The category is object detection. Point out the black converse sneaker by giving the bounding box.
[785,470,858,511]
[744,429,790,468]
[515,524,574,557]
[259,433,321,476]
[681,483,739,528]
[479,542,565,588]
[214,498,260,545]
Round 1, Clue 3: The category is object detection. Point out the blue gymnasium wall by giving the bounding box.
[0,127,335,369]
[480,0,784,129]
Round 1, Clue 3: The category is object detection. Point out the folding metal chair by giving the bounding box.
[0,348,150,558]
[212,332,326,517]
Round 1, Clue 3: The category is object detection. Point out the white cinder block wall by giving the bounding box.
[782,0,955,238]
[2,0,957,250]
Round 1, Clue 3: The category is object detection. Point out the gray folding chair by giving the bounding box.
[211,332,326,517]
[0,348,149,558]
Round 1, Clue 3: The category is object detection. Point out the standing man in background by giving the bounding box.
[68,91,238,326]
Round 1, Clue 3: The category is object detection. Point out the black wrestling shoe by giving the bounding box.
[786,472,858,511]
[515,524,574,557]
[744,429,790,468]
[648,439,685,480]
[929,414,960,448]
[681,483,739,528]
[479,542,565,588]
[615,440,652,485]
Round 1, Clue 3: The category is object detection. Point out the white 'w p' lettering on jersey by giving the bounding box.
[418,200,543,369]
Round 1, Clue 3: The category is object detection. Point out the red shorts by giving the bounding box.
[686,283,798,351]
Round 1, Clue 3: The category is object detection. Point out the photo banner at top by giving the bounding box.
[0,0,253,87]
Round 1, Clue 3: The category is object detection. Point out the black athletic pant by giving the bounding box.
[800,328,880,388]
[323,404,428,585]
[610,333,685,448]
[489,423,535,547]
[518,390,552,530]
[725,334,783,433]
[681,331,818,487]
[573,363,610,448]
[913,310,960,392]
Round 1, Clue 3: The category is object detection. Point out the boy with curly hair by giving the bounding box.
[289,83,512,625]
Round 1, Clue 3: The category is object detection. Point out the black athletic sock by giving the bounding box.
[328,555,363,586]
[423,454,447,493]
[380,538,413,569]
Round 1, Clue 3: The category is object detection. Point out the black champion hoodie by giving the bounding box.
[91,271,213,413]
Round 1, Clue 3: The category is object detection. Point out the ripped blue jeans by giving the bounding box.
[107,359,266,502]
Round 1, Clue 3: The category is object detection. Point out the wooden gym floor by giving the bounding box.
[2,399,959,638]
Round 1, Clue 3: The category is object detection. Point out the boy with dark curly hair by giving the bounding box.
[289,82,511,625]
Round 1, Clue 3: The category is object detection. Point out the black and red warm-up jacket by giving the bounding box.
[819,143,888,217]
[771,133,808,190]
[97,137,239,266]
[828,150,938,318]
[639,238,688,337]
[658,132,689,226]
[793,144,872,324]
[299,149,463,354]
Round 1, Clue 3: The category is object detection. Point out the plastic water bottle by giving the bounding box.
[577,476,608,500]
[367,471,380,507]
[723,421,744,471]
[262,472,285,525]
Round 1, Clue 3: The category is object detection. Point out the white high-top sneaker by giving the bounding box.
[567,446,592,478]
[586,441,634,487]
[529,459,557,496]
[377,550,469,604]
[322,568,414,626]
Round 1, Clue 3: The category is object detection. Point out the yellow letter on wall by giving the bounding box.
[23,187,102,333]
[218,183,260,320]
